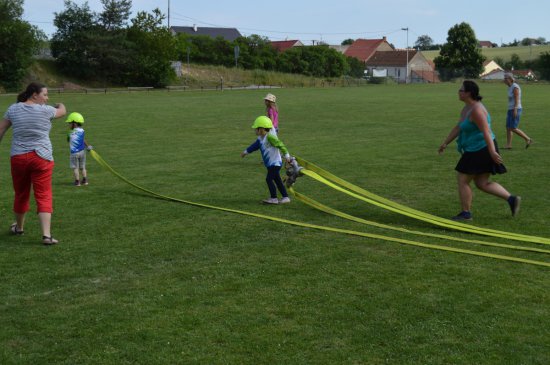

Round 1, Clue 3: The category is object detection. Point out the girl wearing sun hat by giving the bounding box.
[264,93,279,133]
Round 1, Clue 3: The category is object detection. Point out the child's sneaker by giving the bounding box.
[74,180,81,187]
[262,198,279,205]
[81,177,88,186]
[451,211,472,221]
[279,197,291,204]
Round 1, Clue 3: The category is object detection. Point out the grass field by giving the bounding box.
[422,44,550,62]
[1,83,549,364]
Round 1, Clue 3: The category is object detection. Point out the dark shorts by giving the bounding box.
[455,140,507,175]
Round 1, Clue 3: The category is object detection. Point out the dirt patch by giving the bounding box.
[62,81,85,90]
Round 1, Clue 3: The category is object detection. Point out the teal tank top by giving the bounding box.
[456,109,494,153]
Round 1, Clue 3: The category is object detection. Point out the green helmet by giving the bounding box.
[66,112,84,124]
[251,116,273,129]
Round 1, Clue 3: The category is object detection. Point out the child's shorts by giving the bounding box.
[70,150,86,169]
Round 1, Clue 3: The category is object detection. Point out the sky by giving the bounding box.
[22,0,550,48]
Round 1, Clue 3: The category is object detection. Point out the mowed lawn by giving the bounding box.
[1,82,549,364]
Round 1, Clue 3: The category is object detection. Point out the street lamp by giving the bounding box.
[401,27,409,84]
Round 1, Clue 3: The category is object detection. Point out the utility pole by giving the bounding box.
[167,0,170,28]
[401,27,409,84]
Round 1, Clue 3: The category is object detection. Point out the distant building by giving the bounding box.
[478,41,494,48]
[344,37,394,63]
[480,60,504,77]
[170,25,242,41]
[481,69,505,80]
[481,68,537,81]
[270,40,304,52]
[365,50,439,83]
[511,69,537,81]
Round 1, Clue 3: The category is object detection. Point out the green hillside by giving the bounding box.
[422,44,550,62]
[18,60,363,91]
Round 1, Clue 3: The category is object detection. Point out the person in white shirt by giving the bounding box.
[503,73,532,149]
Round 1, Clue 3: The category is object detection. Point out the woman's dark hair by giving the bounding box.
[462,80,483,101]
[17,82,46,103]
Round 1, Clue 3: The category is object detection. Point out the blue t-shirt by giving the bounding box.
[68,127,86,154]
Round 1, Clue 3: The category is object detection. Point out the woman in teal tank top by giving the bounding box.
[438,80,521,221]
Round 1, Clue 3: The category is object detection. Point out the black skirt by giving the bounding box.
[455,140,507,175]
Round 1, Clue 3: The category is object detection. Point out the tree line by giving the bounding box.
[430,22,550,81]
[2,1,550,90]
[1,0,365,91]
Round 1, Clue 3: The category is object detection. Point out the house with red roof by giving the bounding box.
[344,37,393,63]
[270,40,304,52]
[478,41,494,48]
[511,69,537,81]
[481,69,537,81]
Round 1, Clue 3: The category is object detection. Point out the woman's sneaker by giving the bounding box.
[451,211,472,221]
[262,198,279,205]
[508,195,521,217]
[279,197,291,204]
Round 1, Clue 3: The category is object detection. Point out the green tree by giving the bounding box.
[414,35,434,50]
[0,0,46,90]
[276,45,346,77]
[99,0,132,30]
[126,8,175,86]
[537,52,550,80]
[345,56,365,78]
[341,38,354,46]
[507,53,524,70]
[51,0,97,79]
[434,22,485,80]
[234,35,277,70]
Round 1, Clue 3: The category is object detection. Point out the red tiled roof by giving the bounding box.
[270,40,301,52]
[365,50,417,66]
[479,41,493,47]
[511,69,534,77]
[344,38,390,62]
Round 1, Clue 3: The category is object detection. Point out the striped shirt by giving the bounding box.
[3,103,57,160]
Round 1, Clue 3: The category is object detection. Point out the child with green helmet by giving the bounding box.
[66,112,92,186]
[241,116,292,204]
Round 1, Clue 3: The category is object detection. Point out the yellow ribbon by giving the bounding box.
[295,156,550,246]
[90,150,550,268]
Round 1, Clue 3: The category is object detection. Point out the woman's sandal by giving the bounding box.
[10,223,24,235]
[42,236,58,246]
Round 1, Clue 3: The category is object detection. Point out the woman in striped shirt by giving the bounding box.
[0,82,66,245]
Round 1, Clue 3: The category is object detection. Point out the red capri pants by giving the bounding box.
[11,151,54,213]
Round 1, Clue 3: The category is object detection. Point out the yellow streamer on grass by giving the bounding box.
[90,150,550,268]
[295,156,550,246]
